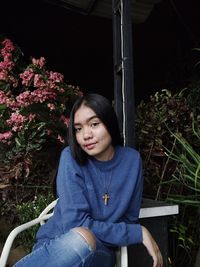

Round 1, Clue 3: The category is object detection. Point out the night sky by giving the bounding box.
[1,0,200,104]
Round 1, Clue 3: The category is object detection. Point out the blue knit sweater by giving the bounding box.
[35,146,143,247]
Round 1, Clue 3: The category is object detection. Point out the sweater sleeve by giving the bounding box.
[56,148,143,246]
[122,154,144,223]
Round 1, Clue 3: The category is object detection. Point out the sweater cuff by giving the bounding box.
[127,223,143,244]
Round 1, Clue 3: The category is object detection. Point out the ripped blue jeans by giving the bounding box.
[13,229,116,267]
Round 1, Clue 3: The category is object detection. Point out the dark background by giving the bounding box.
[1,0,200,104]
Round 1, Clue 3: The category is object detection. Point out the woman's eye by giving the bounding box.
[75,127,81,132]
[91,122,99,128]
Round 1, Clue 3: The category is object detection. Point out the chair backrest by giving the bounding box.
[0,198,127,267]
[0,199,58,267]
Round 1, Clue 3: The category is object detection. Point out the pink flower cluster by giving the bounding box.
[0,39,15,71]
[0,131,13,144]
[0,39,19,89]
[49,71,64,83]
[0,90,9,104]
[60,115,70,127]
[6,111,36,132]
[0,37,82,149]
[32,57,46,68]
[20,69,34,87]
[17,58,66,108]
[16,88,57,106]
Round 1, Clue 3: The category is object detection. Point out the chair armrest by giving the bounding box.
[0,213,53,267]
[38,199,58,225]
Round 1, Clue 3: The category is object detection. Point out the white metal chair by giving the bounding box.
[0,199,128,267]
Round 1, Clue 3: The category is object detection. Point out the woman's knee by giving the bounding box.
[73,227,96,251]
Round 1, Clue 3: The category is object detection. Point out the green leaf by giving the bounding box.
[0,104,6,110]
[15,137,22,146]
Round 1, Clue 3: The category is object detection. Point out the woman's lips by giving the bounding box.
[84,143,97,150]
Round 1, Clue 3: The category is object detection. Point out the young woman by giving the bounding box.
[14,93,163,267]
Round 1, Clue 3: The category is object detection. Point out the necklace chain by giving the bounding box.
[92,164,113,206]
[102,170,113,205]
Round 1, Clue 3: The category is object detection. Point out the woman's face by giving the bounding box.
[74,104,114,161]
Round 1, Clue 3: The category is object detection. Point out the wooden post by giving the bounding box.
[112,0,135,147]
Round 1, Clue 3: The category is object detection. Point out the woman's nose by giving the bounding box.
[83,127,92,139]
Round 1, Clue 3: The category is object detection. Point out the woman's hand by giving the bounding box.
[141,226,163,267]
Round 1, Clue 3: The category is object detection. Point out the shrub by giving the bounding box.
[16,193,55,251]
[135,88,200,267]
[0,36,82,183]
[136,88,199,199]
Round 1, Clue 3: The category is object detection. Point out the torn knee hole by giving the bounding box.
[73,227,96,251]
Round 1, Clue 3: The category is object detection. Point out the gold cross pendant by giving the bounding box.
[103,193,110,205]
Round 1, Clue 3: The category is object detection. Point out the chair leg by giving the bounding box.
[115,246,128,267]
[120,246,128,267]
[115,247,121,267]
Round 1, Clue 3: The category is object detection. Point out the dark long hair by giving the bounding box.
[68,93,123,164]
